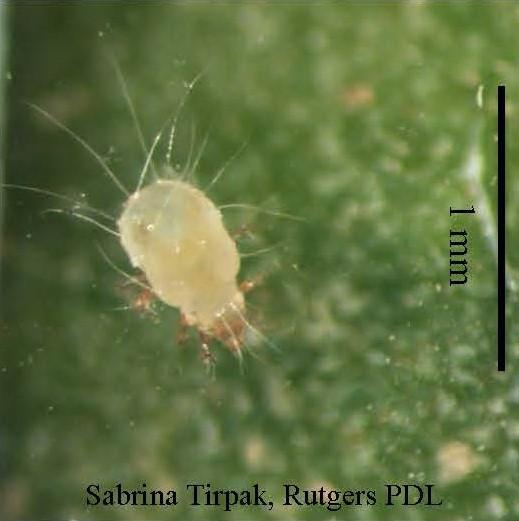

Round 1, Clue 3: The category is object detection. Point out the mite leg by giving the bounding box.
[176,313,190,346]
[199,331,216,368]
[239,274,264,294]
[133,287,156,314]
[232,223,255,241]
[120,272,157,316]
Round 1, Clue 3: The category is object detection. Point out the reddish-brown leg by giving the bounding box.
[176,313,190,346]
[133,287,155,314]
[199,331,216,367]
[239,274,264,294]
[119,272,157,317]
[232,223,256,241]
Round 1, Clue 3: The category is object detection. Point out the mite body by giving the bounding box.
[118,176,246,352]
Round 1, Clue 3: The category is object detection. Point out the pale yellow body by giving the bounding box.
[118,179,244,339]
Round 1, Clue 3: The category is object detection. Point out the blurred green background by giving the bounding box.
[1,2,519,520]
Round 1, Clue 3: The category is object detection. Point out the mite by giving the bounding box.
[118,177,248,354]
[17,66,272,363]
